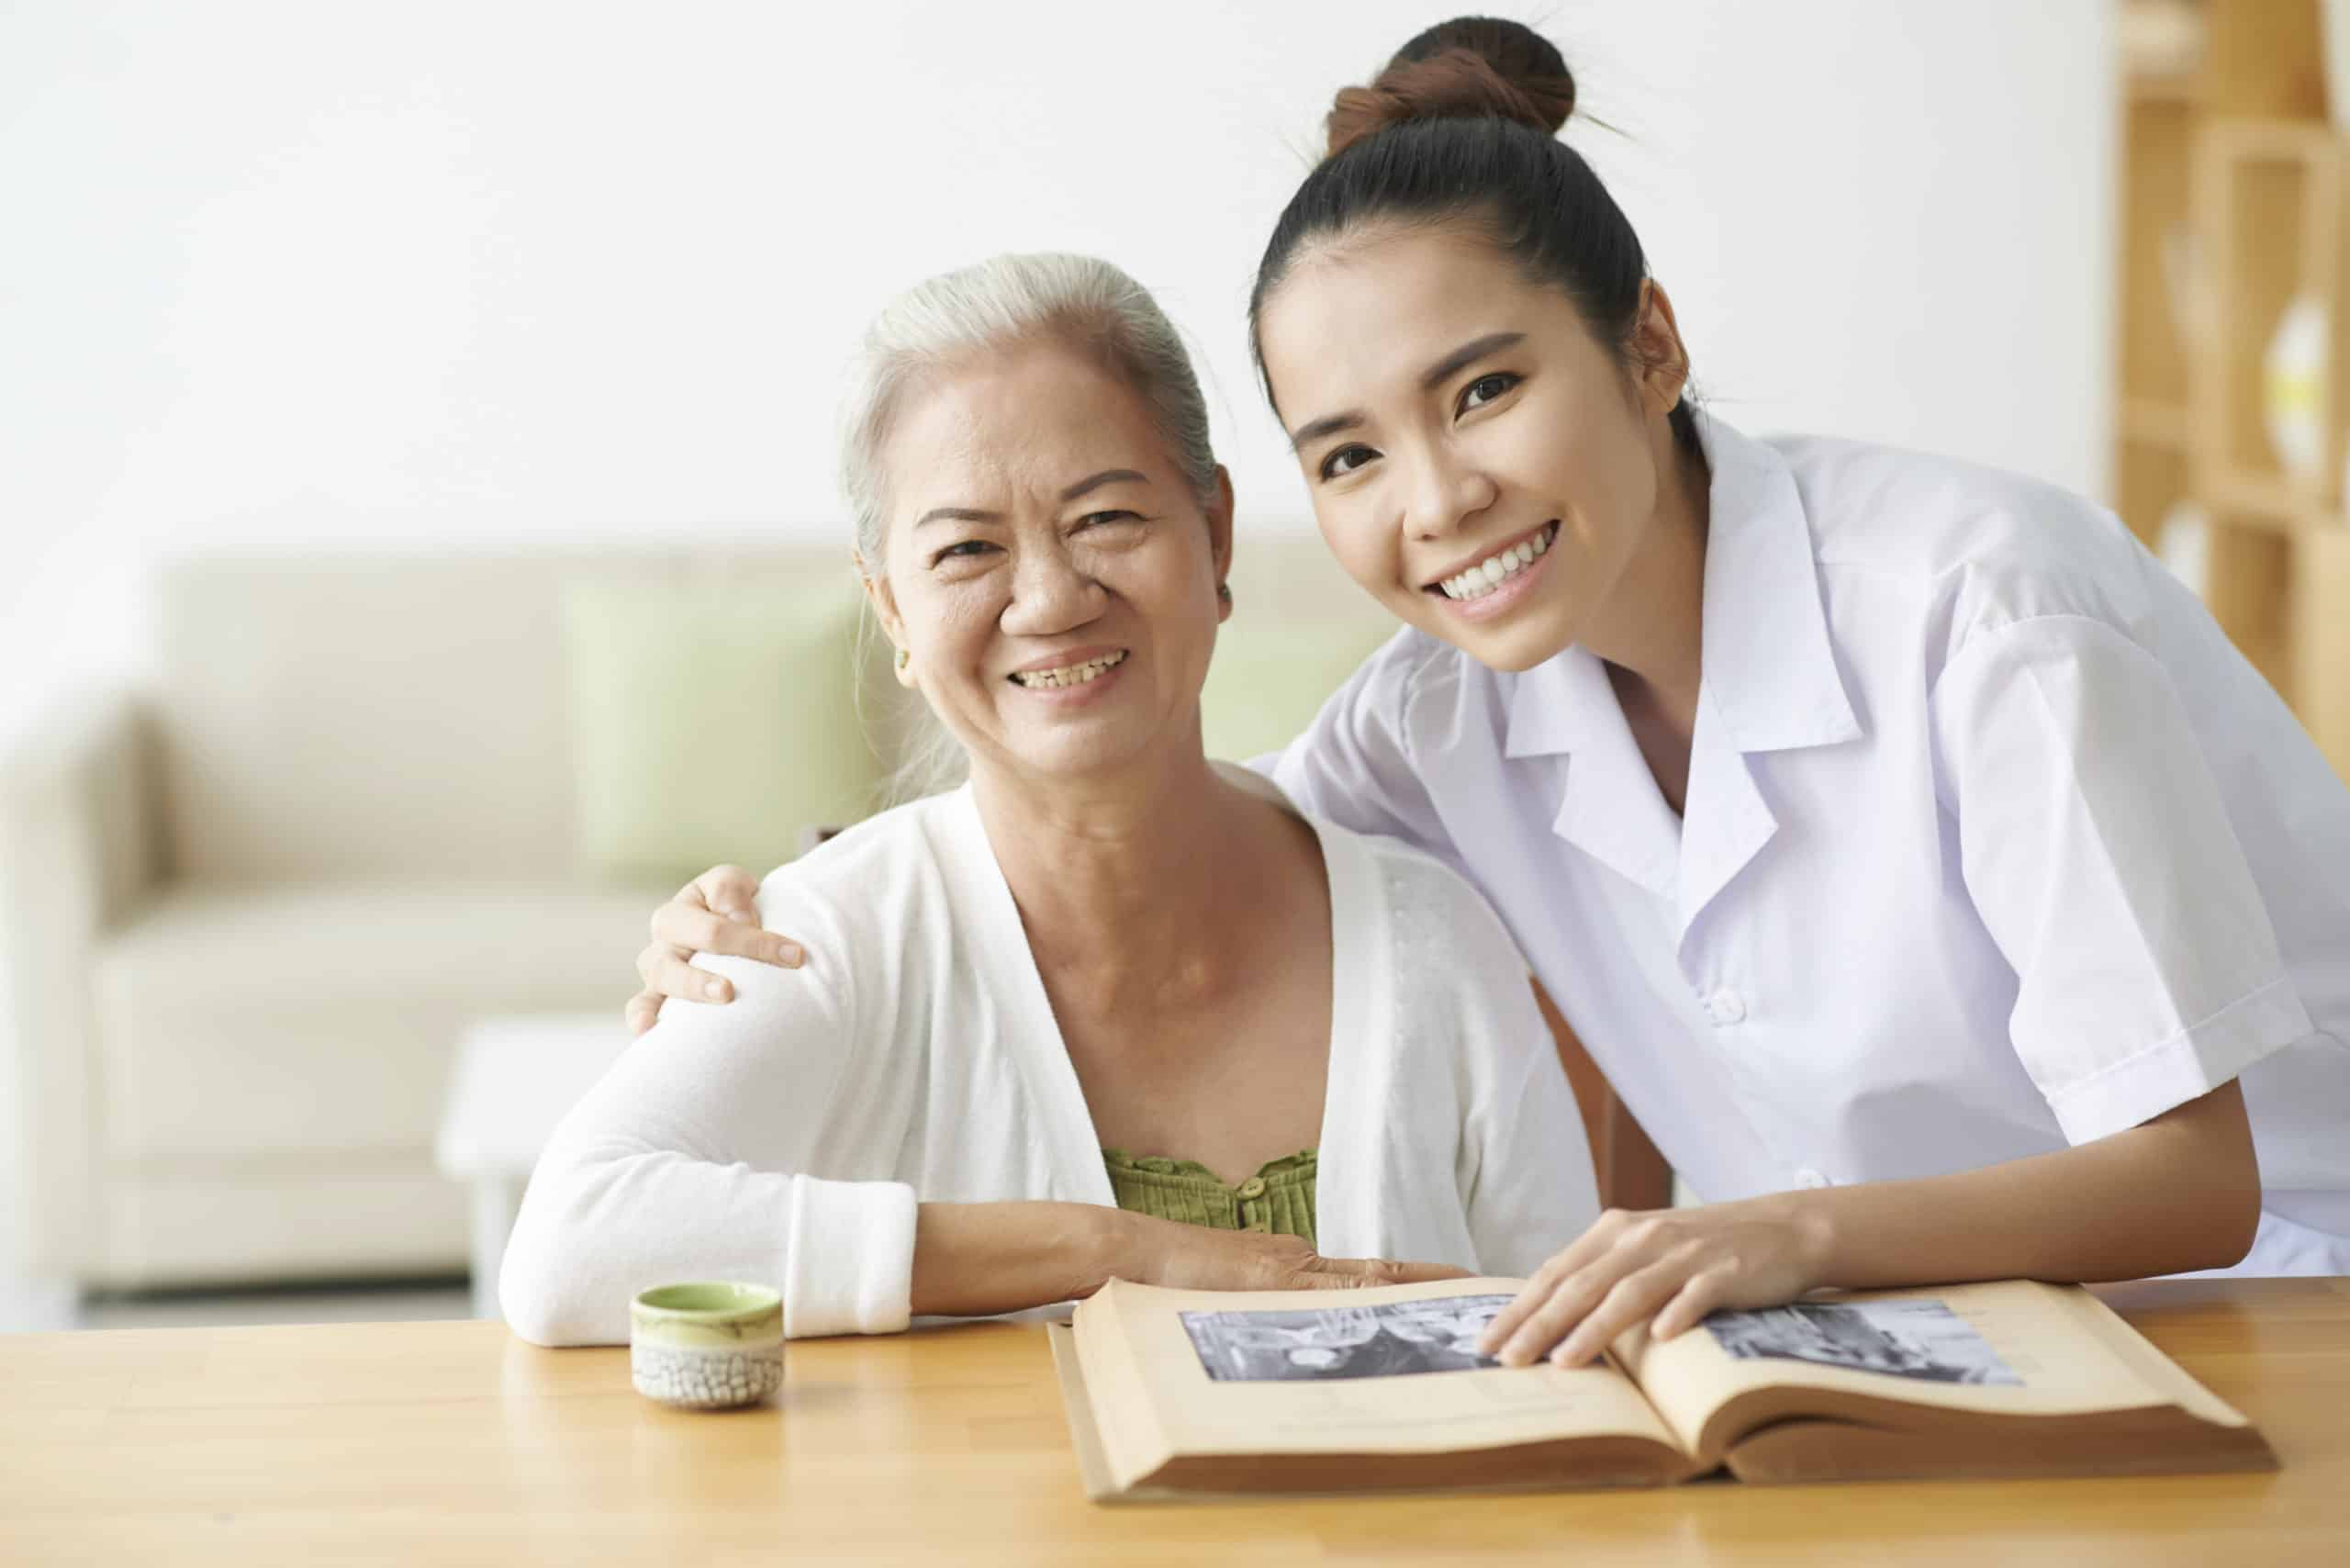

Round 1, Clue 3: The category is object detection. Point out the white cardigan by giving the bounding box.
[500,783,1599,1345]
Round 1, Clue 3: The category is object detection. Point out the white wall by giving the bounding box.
[0,0,2111,740]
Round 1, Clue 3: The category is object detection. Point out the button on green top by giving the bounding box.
[1101,1148,1317,1245]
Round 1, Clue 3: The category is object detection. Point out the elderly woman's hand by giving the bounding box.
[1474,1200,1832,1368]
[626,865,808,1036]
[1125,1212,1471,1294]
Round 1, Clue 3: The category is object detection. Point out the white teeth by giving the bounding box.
[1438,523,1558,602]
[1012,650,1128,689]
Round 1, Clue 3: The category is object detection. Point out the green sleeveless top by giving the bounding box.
[1101,1148,1318,1246]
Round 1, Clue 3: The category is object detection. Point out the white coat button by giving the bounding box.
[1705,989,1746,1025]
[1794,1168,1831,1190]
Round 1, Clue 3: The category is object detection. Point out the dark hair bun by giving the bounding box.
[1325,16,1575,160]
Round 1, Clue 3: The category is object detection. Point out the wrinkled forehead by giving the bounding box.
[878,338,1177,521]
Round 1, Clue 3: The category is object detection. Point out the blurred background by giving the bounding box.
[0,0,2340,1330]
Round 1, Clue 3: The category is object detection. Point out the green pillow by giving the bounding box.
[563,572,884,887]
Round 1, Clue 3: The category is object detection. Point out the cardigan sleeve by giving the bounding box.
[498,885,917,1346]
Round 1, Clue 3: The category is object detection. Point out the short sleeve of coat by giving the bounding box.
[1929,612,2316,1145]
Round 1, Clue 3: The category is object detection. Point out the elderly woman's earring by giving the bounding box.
[1217,582,1233,606]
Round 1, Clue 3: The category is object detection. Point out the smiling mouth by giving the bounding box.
[1007,650,1129,689]
[1427,521,1560,600]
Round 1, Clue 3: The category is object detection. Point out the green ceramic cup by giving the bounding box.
[629,1282,785,1409]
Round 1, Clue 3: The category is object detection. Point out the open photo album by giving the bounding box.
[1048,1275,2277,1499]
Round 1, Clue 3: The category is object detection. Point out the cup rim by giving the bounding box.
[632,1281,782,1322]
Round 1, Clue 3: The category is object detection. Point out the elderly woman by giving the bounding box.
[498,253,1598,1346]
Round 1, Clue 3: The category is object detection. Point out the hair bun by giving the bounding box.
[1325,17,1575,160]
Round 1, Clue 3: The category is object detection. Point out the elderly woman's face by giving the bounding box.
[870,338,1232,785]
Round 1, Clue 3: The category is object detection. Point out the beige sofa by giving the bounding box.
[0,539,1398,1290]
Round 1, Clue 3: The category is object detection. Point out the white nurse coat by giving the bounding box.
[1264,413,2350,1277]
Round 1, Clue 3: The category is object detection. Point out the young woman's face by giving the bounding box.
[1256,227,1684,673]
[868,338,1233,787]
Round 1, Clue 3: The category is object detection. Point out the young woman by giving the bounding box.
[498,252,1597,1346]
[632,20,2350,1365]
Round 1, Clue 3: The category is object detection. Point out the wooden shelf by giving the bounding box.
[2112,0,2350,782]
[2201,522,2298,695]
[2297,527,2350,770]
[2200,0,2326,119]
[2198,117,2336,163]
[2127,73,2204,107]
[2119,93,2196,412]
[2199,465,2339,532]
[2120,398,2195,448]
[2191,123,2346,508]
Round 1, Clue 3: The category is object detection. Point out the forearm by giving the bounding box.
[500,1137,924,1345]
[909,1201,1133,1317]
[502,1146,791,1344]
[1762,1081,2262,1289]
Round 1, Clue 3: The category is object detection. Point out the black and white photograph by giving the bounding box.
[1181,1294,1516,1383]
[1703,1298,2023,1386]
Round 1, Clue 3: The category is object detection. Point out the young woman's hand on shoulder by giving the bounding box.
[626,864,807,1035]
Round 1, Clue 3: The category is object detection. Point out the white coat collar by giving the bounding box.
[1501,413,1861,935]
[1505,412,1860,762]
[1694,413,1863,753]
[1513,413,1861,761]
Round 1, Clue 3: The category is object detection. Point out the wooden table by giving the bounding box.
[4,1280,2345,1565]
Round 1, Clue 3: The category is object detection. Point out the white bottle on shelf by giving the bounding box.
[2265,296,2330,482]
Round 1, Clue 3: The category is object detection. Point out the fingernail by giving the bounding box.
[702,977,727,1001]
[776,941,803,968]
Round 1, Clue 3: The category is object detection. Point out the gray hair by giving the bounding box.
[837,252,1219,568]
[837,252,1222,802]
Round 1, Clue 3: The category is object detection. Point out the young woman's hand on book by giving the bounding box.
[627,865,801,1035]
[1476,1200,1832,1370]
